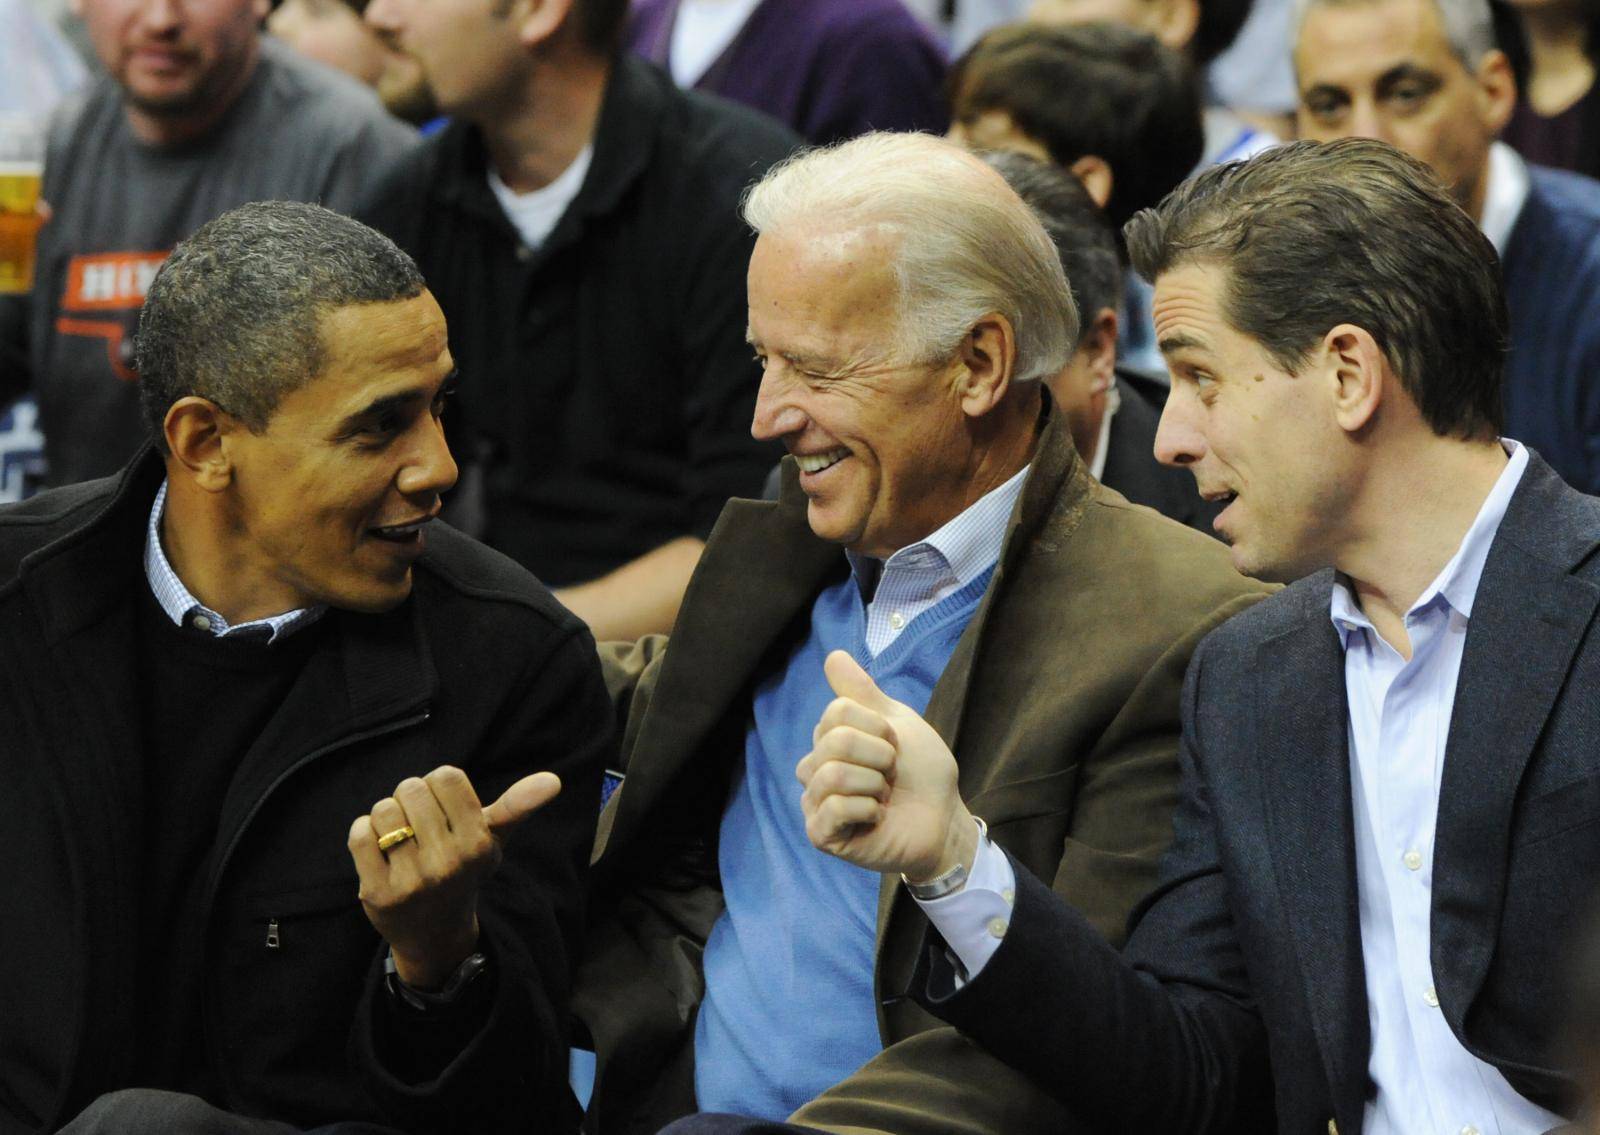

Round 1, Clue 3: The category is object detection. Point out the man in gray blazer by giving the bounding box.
[739,138,1600,1135]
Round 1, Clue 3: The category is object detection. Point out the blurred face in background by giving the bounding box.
[1294,0,1514,219]
[75,0,267,121]
[363,0,529,120]
[269,0,436,123]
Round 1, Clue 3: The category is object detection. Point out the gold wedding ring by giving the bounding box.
[376,825,416,853]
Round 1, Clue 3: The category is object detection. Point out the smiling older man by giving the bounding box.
[572,132,1268,1135]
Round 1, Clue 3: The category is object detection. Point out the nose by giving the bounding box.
[363,0,400,34]
[1153,384,1206,468]
[137,0,181,33]
[750,366,807,442]
[397,412,458,499]
[1343,103,1392,145]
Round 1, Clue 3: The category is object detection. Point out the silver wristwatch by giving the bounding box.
[901,816,988,901]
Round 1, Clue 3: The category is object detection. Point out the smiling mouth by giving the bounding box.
[794,448,849,475]
[369,516,435,543]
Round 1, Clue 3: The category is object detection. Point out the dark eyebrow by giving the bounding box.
[1158,333,1210,355]
[338,370,458,432]
[1375,63,1441,94]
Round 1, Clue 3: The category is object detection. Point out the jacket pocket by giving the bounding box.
[1513,769,1600,849]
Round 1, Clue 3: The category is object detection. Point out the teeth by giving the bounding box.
[374,519,426,536]
[795,449,848,474]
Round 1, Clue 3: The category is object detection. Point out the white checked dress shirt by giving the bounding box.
[144,479,325,643]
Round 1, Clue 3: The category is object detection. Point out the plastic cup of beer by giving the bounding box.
[0,115,45,295]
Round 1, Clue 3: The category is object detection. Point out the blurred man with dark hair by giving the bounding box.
[360,0,797,641]
[0,0,418,490]
[1294,0,1600,494]
[947,21,1204,379]
[0,201,611,1135]
[949,23,1203,234]
[984,150,1221,533]
[786,137,1600,1135]
[269,0,437,124]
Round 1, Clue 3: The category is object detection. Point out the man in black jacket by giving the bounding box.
[696,139,1599,1135]
[358,0,798,641]
[0,201,611,1134]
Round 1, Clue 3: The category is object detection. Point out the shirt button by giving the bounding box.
[191,614,212,631]
[888,612,906,630]
[1460,1127,1481,1135]
[1424,986,1439,1007]
[986,917,1008,939]
[1403,850,1423,871]
[1001,888,1015,906]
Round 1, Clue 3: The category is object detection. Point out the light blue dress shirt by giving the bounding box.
[1331,441,1562,1135]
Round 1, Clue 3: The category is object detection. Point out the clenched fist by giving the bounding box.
[347,765,561,989]
[797,651,978,884]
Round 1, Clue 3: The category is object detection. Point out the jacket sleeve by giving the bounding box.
[353,620,615,1135]
[908,634,1274,1135]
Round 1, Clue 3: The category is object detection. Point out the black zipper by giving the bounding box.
[200,709,430,1101]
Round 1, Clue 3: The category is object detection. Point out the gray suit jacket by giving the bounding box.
[920,451,1600,1134]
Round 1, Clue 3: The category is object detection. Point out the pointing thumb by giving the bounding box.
[483,771,562,835]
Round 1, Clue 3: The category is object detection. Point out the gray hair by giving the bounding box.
[740,132,1077,384]
[1292,0,1496,69]
[136,200,426,442]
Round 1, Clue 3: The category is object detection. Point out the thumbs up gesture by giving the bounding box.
[797,650,979,883]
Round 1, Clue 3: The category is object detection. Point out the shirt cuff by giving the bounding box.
[911,831,1017,986]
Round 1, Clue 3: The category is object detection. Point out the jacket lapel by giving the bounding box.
[606,473,842,847]
[1432,456,1600,1021]
[1253,576,1370,1117]
[874,405,1093,963]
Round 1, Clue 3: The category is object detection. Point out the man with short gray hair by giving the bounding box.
[574,131,1268,1135]
[0,200,611,1134]
[1293,0,1600,493]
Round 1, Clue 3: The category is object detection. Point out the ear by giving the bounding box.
[1153,0,1200,52]
[1081,307,1119,396]
[1476,48,1517,135]
[1069,154,1114,209]
[516,0,573,48]
[1322,324,1386,434]
[955,313,1018,418]
[163,397,237,493]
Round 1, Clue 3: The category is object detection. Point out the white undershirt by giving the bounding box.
[1479,141,1532,255]
[1087,384,1121,483]
[669,0,765,87]
[487,143,595,253]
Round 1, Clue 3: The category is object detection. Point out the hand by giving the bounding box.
[347,766,561,989]
[797,651,977,882]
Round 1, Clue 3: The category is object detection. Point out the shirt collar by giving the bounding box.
[1330,440,1529,643]
[144,480,326,644]
[847,463,1030,591]
[1088,383,1122,483]
[1480,141,1533,255]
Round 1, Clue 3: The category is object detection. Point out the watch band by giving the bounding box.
[902,816,988,901]
[385,950,489,1013]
